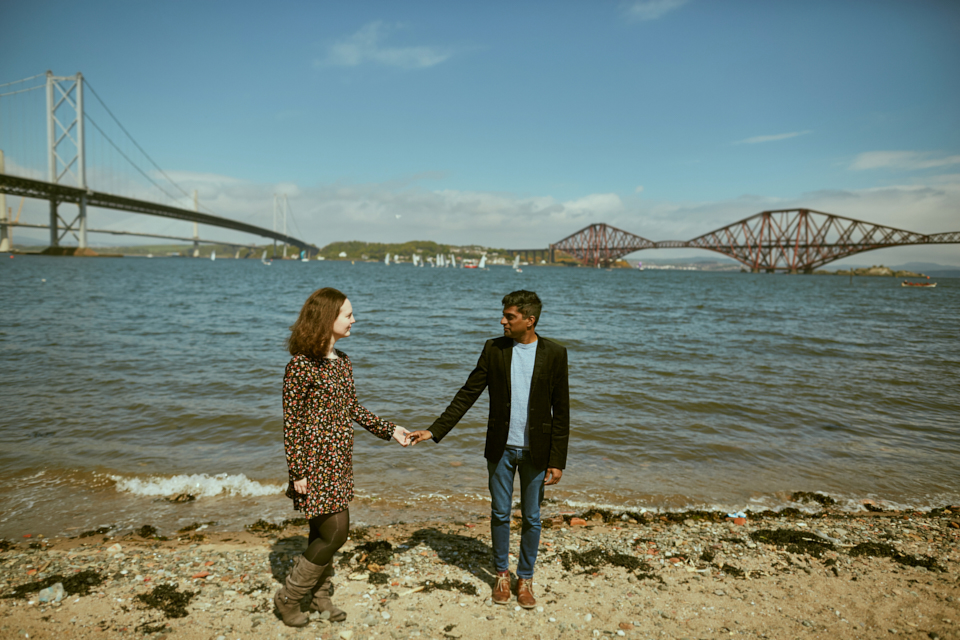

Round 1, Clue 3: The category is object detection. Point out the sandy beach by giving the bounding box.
[2,503,958,640]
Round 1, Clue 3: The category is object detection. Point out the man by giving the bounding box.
[408,290,569,609]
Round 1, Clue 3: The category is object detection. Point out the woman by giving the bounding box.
[274,287,410,627]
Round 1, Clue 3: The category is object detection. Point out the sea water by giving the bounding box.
[1,256,957,537]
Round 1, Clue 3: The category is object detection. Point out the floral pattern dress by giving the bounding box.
[282,350,395,516]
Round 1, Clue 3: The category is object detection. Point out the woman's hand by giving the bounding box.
[293,478,308,494]
[393,426,412,447]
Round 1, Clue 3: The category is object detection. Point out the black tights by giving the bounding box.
[302,509,350,566]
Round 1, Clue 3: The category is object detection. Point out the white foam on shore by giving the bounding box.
[108,473,284,498]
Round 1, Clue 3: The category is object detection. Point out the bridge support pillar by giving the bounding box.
[49,200,59,247]
[0,150,9,252]
[78,194,88,249]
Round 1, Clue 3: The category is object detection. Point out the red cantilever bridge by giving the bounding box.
[549,209,960,272]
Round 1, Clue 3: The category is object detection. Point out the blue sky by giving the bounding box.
[2,0,959,265]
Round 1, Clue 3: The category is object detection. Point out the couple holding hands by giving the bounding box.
[275,287,570,627]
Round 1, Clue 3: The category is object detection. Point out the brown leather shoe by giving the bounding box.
[517,578,536,609]
[492,571,511,604]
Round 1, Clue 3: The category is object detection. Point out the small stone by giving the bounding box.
[515,605,521,611]
[381,611,391,620]
[549,617,557,622]
[339,631,354,640]
[536,606,543,612]
[617,632,626,637]
[570,518,587,527]
[585,613,593,622]
[619,622,634,630]
[38,583,64,604]
[106,543,122,555]
[714,589,725,596]
[802,620,813,627]
[320,610,331,620]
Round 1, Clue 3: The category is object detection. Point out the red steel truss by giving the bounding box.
[551,210,960,270]
[675,209,959,272]
[551,223,654,267]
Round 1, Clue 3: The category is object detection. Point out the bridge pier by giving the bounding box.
[0,151,9,252]
[49,200,59,247]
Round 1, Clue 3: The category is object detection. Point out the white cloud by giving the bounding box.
[621,0,689,21]
[317,22,452,70]
[850,151,960,171]
[635,185,644,193]
[735,130,812,145]
[8,165,958,266]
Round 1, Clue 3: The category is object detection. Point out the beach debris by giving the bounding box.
[37,582,64,603]
[177,521,216,533]
[135,525,167,540]
[3,569,104,599]
[848,542,942,571]
[135,584,197,618]
[749,529,835,558]
[78,526,112,539]
[106,543,122,555]
[559,546,656,579]
[245,519,283,533]
[164,492,196,503]
[791,491,838,507]
[369,572,390,585]
[0,539,14,552]
[415,579,478,596]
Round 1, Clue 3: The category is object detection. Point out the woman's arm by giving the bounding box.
[283,356,312,487]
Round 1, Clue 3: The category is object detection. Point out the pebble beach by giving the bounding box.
[2,500,959,640]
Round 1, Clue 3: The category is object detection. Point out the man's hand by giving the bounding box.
[293,478,308,494]
[407,430,433,446]
[393,426,412,447]
[544,468,562,485]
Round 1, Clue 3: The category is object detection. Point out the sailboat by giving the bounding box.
[450,253,457,268]
[513,255,522,273]
[385,253,391,266]
[261,249,271,266]
[300,250,309,262]
[479,255,487,269]
[210,250,216,261]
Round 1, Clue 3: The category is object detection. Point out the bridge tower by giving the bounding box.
[45,71,88,249]
[0,151,9,252]
[273,194,288,258]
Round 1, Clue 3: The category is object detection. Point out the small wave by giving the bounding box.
[108,473,284,498]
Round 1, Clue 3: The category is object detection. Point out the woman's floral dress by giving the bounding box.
[282,350,395,516]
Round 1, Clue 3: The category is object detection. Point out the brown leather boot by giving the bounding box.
[308,562,347,622]
[492,570,511,604]
[273,555,325,627]
[517,578,536,609]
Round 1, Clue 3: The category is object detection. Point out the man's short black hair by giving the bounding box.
[502,290,542,327]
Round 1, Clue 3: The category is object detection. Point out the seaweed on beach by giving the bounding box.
[368,572,390,585]
[78,526,112,539]
[3,569,104,599]
[282,517,308,527]
[749,529,834,558]
[791,492,837,507]
[720,563,744,578]
[0,539,13,552]
[135,584,196,619]
[350,526,370,540]
[136,525,159,538]
[177,521,216,533]
[418,579,478,596]
[848,542,941,571]
[559,547,652,575]
[353,540,394,566]
[245,519,284,534]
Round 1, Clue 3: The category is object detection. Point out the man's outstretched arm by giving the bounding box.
[410,340,492,446]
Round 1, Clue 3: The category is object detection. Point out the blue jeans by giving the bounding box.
[487,448,545,579]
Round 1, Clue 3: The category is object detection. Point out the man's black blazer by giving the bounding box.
[428,335,569,471]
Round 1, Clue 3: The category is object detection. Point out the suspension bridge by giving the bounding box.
[2,72,956,267]
[0,71,315,256]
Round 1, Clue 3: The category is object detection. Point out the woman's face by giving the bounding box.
[331,298,355,341]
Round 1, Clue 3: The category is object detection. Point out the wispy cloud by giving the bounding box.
[621,0,689,22]
[735,130,812,145]
[850,151,960,171]
[317,22,452,70]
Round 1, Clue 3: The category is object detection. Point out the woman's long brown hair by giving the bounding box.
[287,287,347,360]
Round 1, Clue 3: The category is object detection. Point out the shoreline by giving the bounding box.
[2,505,958,639]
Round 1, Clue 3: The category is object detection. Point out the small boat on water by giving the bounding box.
[513,255,522,273]
[902,276,936,287]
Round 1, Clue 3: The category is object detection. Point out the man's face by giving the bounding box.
[501,305,534,340]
